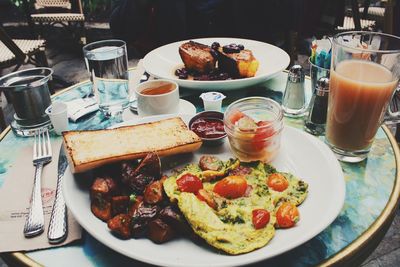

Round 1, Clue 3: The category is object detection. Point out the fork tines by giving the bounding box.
[33,128,52,161]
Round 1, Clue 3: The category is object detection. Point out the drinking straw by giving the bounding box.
[310,38,317,64]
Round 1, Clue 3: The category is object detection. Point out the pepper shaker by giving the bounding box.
[304,77,330,135]
[282,65,307,117]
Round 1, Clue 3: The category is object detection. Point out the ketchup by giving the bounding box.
[190,118,225,139]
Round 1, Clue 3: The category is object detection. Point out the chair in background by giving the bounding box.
[0,25,72,95]
[29,0,86,45]
[0,24,51,126]
[335,0,376,31]
[358,0,395,34]
[0,26,47,72]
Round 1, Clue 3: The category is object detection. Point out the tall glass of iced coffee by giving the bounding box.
[326,31,400,162]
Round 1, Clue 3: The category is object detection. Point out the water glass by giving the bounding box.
[83,39,130,118]
[309,57,330,93]
[326,31,400,163]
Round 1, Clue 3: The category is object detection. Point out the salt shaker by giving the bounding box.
[282,65,307,117]
[304,77,330,135]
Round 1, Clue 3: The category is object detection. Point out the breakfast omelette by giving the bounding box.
[163,156,309,255]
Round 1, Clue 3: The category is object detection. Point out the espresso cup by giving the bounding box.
[135,80,180,117]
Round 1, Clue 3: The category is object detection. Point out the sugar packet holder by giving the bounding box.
[310,37,332,69]
[65,97,99,122]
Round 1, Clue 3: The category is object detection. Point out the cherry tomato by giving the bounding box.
[176,174,203,193]
[196,189,216,209]
[252,209,270,229]
[229,109,246,124]
[213,175,247,199]
[267,173,289,192]
[276,202,299,228]
[252,121,275,151]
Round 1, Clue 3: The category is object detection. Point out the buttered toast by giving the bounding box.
[63,117,202,173]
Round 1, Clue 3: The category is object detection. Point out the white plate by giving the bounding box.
[63,115,345,267]
[143,38,290,90]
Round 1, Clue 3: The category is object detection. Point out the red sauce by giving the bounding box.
[190,118,225,139]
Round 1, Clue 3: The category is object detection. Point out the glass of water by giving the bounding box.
[83,39,130,120]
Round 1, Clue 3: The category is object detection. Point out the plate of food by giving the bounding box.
[142,37,290,90]
[62,114,345,267]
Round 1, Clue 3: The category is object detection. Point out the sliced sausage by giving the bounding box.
[199,155,223,171]
[228,165,252,176]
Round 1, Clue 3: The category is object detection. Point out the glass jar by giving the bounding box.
[224,97,283,162]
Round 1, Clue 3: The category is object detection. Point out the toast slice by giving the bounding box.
[217,48,259,78]
[179,41,217,74]
[63,117,202,173]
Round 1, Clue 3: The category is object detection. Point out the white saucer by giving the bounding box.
[175,99,197,115]
[123,99,196,122]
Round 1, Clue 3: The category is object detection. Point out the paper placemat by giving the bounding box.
[0,139,81,252]
[0,60,158,252]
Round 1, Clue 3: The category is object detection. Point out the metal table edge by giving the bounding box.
[320,125,400,266]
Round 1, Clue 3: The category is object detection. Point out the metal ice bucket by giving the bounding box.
[0,67,53,127]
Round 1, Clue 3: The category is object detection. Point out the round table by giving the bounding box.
[1,70,399,267]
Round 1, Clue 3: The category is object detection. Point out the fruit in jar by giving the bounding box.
[227,111,279,162]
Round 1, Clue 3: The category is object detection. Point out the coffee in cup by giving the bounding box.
[135,80,179,117]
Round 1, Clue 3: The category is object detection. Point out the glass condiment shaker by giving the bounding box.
[282,65,307,117]
[304,77,330,135]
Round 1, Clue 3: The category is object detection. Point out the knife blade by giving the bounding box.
[47,145,68,244]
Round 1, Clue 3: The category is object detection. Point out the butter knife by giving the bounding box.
[47,146,68,244]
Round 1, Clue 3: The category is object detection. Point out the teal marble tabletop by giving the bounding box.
[0,71,399,267]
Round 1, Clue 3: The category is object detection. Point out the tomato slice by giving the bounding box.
[196,189,216,209]
[255,121,275,139]
[276,202,299,228]
[176,174,203,193]
[267,173,289,192]
[252,121,275,151]
[252,209,270,229]
[213,175,247,199]
[229,109,246,124]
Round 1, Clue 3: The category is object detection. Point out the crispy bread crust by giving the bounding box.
[63,117,202,173]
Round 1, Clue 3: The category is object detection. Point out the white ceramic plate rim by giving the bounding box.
[142,37,290,90]
[64,114,345,267]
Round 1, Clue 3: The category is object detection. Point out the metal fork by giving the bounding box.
[24,128,52,237]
